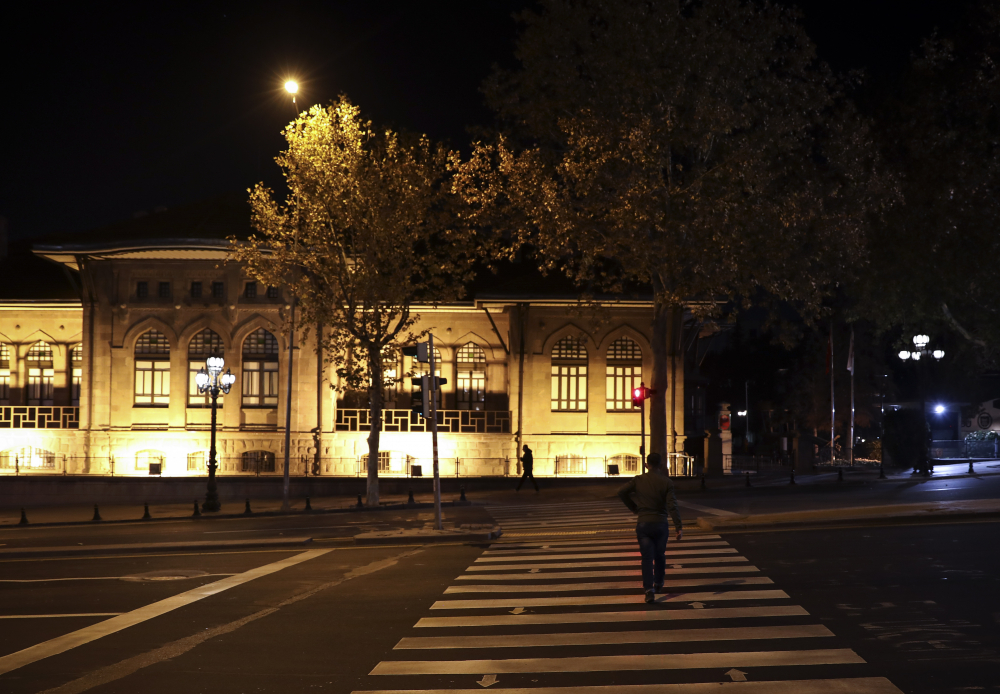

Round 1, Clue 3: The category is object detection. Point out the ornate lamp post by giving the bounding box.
[195,356,236,512]
[898,335,944,476]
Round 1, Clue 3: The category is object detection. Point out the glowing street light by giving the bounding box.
[934,404,946,414]
[284,80,299,103]
[196,356,236,512]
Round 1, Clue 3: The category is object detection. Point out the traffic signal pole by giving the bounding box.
[640,397,646,466]
[429,333,442,530]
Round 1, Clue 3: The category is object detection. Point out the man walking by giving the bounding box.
[515,444,539,492]
[617,452,683,603]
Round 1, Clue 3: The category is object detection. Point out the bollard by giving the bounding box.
[142,502,151,520]
[790,470,796,485]
[838,468,844,482]
[700,473,706,491]
[407,490,415,505]
[244,498,253,515]
[356,494,363,508]
[19,508,28,526]
[879,463,886,480]
[92,504,102,522]
[305,496,312,512]
[969,460,975,474]
[745,472,751,487]
[460,486,467,502]
[193,500,201,517]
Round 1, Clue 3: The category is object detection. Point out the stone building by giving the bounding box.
[1,197,694,479]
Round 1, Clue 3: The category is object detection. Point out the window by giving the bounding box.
[191,281,203,298]
[266,286,279,299]
[158,281,171,298]
[211,281,224,299]
[551,337,588,411]
[26,341,54,405]
[242,329,278,407]
[187,451,208,471]
[610,453,640,474]
[188,329,225,406]
[0,446,55,470]
[456,342,486,411]
[135,450,165,472]
[0,343,10,404]
[135,330,170,406]
[71,345,82,406]
[555,454,587,474]
[382,347,399,404]
[244,282,257,299]
[606,337,643,411]
[136,281,148,298]
[374,451,408,474]
[241,450,275,473]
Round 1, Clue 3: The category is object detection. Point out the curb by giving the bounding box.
[354,526,502,546]
[0,536,314,558]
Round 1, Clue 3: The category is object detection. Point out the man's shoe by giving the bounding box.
[645,590,656,604]
[653,584,663,593]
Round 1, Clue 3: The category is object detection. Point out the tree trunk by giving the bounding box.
[366,346,382,506]
[649,280,674,458]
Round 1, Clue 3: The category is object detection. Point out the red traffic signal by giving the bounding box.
[632,383,656,408]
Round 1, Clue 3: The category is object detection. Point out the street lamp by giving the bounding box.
[897,334,944,476]
[284,80,299,106]
[196,356,236,512]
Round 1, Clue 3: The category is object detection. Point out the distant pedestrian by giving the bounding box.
[515,444,539,492]
[617,452,683,603]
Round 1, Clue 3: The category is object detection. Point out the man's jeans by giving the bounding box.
[635,521,671,591]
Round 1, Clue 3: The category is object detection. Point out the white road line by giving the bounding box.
[444,577,773,593]
[490,534,721,549]
[677,500,741,517]
[467,557,749,571]
[456,566,760,580]
[370,648,864,675]
[395,623,833,650]
[483,541,728,555]
[475,549,737,563]
[416,604,808,628]
[0,548,331,676]
[350,676,905,693]
[0,613,123,619]
[430,589,788,610]
[0,573,236,583]
[497,519,635,529]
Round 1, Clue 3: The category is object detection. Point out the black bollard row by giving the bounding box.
[790,470,796,485]
[837,468,844,482]
[305,496,312,512]
[193,500,201,517]
[745,472,751,487]
[407,490,415,505]
[142,502,151,520]
[969,461,975,474]
[460,486,467,502]
[244,498,253,515]
[700,474,706,491]
[19,508,28,526]
[879,464,886,480]
[92,504,102,522]
[356,494,363,508]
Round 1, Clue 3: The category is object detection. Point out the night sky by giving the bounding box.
[2,0,971,241]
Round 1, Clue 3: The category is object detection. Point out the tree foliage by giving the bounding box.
[458,0,888,456]
[231,98,476,504]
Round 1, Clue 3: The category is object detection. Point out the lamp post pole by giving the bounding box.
[197,357,236,512]
[898,335,944,477]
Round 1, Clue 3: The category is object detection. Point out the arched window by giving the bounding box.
[606,337,643,411]
[456,342,486,411]
[610,453,641,474]
[26,341,54,405]
[0,343,10,405]
[241,450,276,474]
[188,329,224,407]
[187,451,208,472]
[551,337,588,411]
[1,446,55,470]
[135,450,165,473]
[134,330,170,406]
[242,329,278,407]
[70,345,83,406]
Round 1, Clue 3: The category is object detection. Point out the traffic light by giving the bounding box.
[632,383,656,408]
[402,343,430,363]
[410,375,447,418]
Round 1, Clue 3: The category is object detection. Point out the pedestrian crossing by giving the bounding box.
[486,500,636,536]
[352,523,904,693]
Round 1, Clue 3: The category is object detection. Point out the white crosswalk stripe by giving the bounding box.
[352,500,904,694]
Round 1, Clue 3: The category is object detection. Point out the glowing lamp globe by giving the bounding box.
[284,80,299,95]
[898,350,910,360]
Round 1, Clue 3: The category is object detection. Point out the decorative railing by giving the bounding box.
[335,408,511,434]
[0,406,79,429]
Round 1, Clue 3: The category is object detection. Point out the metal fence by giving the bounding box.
[726,454,789,473]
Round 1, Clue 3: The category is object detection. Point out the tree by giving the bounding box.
[459,0,887,457]
[865,5,1000,366]
[231,98,476,505]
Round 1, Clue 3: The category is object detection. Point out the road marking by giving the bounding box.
[0,549,330,676]
[350,678,904,693]
[490,535,721,549]
[431,589,788,610]
[416,604,808,627]
[677,500,741,517]
[0,573,235,583]
[466,557,749,571]
[0,613,123,619]
[482,541,728,555]
[456,566,760,580]
[475,549,737,563]
[395,624,834,649]
[0,548,301,565]
[369,648,864,675]
[444,576,773,593]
